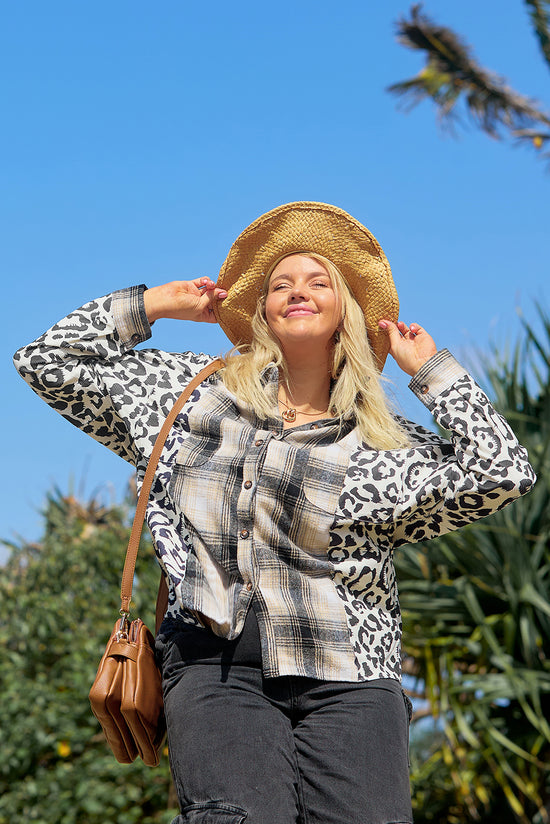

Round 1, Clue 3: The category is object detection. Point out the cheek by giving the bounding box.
[264,296,278,330]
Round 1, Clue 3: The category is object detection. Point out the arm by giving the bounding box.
[13,279,227,463]
[340,320,535,545]
[392,350,536,545]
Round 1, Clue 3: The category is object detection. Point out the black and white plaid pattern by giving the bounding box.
[14,286,536,682]
[169,377,360,678]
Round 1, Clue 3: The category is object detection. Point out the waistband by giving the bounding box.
[158,602,263,667]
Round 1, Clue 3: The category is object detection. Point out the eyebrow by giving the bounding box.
[270,270,331,284]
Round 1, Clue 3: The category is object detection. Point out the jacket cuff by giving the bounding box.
[111,285,152,349]
[408,349,467,407]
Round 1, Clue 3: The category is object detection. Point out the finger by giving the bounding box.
[193,277,216,292]
[398,321,428,339]
[203,286,228,303]
[201,300,223,324]
[195,288,227,319]
[378,320,404,345]
[399,321,425,339]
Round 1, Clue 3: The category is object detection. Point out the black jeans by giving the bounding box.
[156,611,413,824]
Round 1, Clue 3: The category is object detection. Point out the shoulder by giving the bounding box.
[349,416,450,459]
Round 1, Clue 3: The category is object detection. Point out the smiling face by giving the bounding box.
[264,254,342,353]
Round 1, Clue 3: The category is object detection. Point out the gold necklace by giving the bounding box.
[278,398,329,423]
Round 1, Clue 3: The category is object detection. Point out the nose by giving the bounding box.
[288,282,308,302]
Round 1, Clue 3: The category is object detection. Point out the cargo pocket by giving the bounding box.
[172,801,248,822]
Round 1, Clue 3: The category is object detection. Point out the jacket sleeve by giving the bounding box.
[389,349,536,545]
[339,350,536,545]
[13,285,214,465]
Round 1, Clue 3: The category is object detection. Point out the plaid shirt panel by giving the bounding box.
[169,375,360,679]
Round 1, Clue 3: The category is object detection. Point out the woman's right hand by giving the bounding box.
[143,278,227,324]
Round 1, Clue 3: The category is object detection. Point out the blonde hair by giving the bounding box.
[221,253,409,449]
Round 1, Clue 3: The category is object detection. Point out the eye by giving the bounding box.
[272,282,290,291]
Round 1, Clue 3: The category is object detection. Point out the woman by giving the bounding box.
[14,202,535,824]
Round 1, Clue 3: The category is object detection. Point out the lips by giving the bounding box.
[285,305,315,317]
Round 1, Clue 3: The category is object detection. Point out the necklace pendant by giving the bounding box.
[281,408,297,422]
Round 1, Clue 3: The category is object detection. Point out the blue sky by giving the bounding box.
[2,1,548,556]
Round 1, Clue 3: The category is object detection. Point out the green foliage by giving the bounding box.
[0,488,177,824]
[398,307,550,823]
[389,4,550,160]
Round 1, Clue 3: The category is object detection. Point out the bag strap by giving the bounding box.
[120,358,223,615]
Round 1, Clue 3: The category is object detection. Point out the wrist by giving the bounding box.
[143,286,166,323]
[406,356,433,378]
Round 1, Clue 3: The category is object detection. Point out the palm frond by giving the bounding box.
[389,4,550,158]
[525,0,550,70]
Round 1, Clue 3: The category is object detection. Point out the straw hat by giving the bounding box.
[214,201,398,370]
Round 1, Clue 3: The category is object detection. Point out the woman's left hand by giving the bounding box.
[378,320,438,377]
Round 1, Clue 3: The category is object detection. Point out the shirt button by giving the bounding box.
[243,480,252,489]
[420,384,429,394]
[245,582,253,591]
[240,529,250,539]
[310,423,319,430]
[254,439,263,447]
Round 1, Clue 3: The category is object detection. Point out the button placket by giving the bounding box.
[236,431,267,597]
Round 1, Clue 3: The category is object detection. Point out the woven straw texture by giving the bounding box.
[214,201,399,370]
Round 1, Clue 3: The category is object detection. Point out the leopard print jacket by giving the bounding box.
[13,285,536,682]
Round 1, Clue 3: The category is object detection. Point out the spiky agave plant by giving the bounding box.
[397,305,550,823]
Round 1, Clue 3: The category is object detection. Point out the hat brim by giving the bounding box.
[214,201,398,370]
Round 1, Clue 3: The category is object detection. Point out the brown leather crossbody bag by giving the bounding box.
[88,359,222,766]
